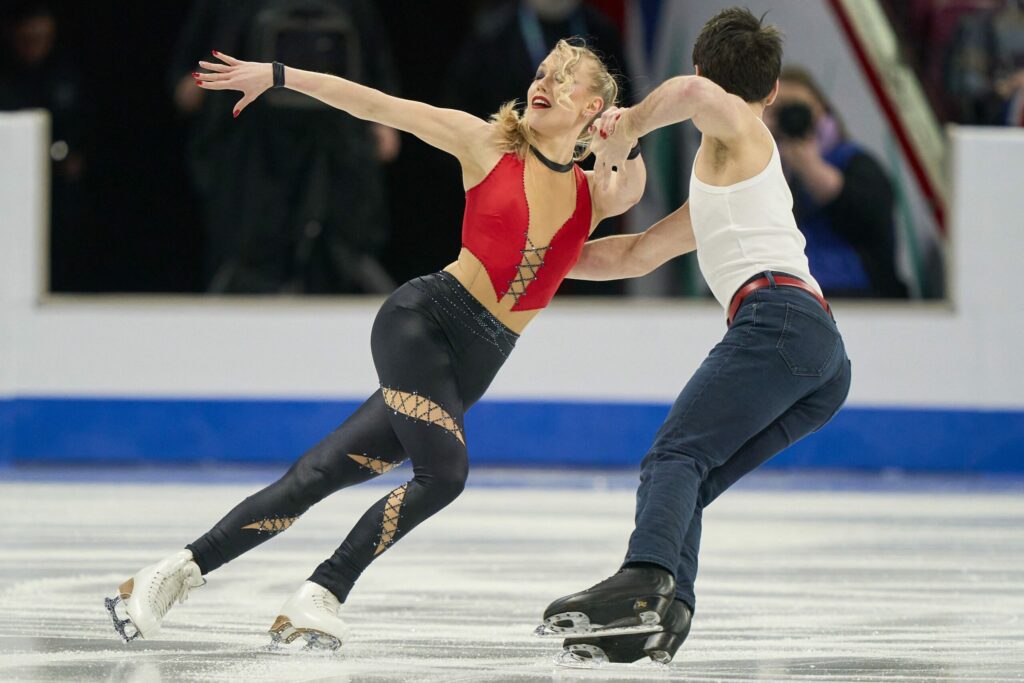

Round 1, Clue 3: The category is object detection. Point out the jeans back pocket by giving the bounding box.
[776,304,840,377]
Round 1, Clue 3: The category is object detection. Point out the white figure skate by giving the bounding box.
[104,549,205,642]
[267,581,348,651]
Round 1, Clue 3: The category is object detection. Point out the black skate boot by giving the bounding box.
[556,599,693,667]
[535,566,675,638]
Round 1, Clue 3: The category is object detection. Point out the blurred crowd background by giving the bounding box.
[2,0,1020,300]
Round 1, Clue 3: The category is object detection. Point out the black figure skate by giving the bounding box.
[555,598,692,668]
[535,566,675,638]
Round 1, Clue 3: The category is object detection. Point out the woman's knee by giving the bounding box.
[276,457,338,507]
[415,459,468,504]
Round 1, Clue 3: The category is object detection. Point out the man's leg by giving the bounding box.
[542,290,846,637]
[623,299,833,574]
[674,356,852,609]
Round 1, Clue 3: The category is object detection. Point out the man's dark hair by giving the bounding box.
[691,7,783,102]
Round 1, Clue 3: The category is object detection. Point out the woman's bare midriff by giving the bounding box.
[444,250,542,335]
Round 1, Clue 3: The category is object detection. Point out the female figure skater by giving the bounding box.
[105,39,645,650]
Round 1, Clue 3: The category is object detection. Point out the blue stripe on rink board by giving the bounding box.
[0,398,13,468]
[1,397,1023,472]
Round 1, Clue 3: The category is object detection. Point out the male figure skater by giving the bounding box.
[539,7,852,666]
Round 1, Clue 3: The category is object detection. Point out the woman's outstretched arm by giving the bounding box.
[196,51,493,167]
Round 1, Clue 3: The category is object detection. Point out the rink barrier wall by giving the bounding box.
[3,113,1024,475]
[0,399,13,468]
[1,397,1022,473]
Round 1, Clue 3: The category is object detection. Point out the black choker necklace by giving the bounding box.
[530,145,574,173]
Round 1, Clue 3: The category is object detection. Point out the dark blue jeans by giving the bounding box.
[625,283,852,610]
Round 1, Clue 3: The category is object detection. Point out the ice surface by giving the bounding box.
[1,469,1022,682]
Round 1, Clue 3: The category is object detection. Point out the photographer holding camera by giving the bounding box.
[766,66,908,299]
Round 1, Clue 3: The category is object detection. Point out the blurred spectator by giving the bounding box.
[0,0,87,291]
[766,66,909,299]
[445,0,633,119]
[169,0,401,294]
[946,0,1024,125]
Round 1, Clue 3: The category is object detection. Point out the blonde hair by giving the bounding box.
[491,39,620,162]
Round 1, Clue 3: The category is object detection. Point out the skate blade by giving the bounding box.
[104,596,141,643]
[554,648,670,670]
[268,616,341,652]
[554,645,609,669]
[631,657,670,669]
[300,631,341,652]
[534,609,663,638]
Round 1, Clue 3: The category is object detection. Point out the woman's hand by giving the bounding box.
[194,51,273,118]
[591,106,638,189]
[587,105,647,221]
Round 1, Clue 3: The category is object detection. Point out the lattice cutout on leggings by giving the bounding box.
[348,453,402,475]
[381,387,465,445]
[506,235,551,305]
[241,515,300,534]
[374,483,408,556]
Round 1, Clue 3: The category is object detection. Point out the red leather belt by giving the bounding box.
[727,273,831,326]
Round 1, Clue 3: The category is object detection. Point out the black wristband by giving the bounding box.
[612,142,641,172]
[272,61,285,89]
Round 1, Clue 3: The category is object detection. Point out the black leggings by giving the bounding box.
[186,272,518,601]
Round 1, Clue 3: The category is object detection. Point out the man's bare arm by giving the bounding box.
[618,75,755,143]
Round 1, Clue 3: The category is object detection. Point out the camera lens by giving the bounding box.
[777,102,814,139]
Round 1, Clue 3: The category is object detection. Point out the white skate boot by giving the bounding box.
[267,581,348,651]
[104,549,205,642]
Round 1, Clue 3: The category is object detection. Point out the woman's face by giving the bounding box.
[523,54,602,137]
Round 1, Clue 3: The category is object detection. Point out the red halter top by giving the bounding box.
[461,153,592,312]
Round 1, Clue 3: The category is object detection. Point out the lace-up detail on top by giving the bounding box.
[507,235,551,305]
[461,153,592,311]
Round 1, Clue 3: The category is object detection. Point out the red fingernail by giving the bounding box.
[192,72,200,78]
[212,49,219,56]
[196,81,203,86]
[600,131,607,139]
[233,110,239,118]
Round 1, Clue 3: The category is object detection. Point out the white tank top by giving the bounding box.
[689,126,822,311]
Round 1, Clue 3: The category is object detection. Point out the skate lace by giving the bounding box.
[311,587,341,616]
[150,562,205,620]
